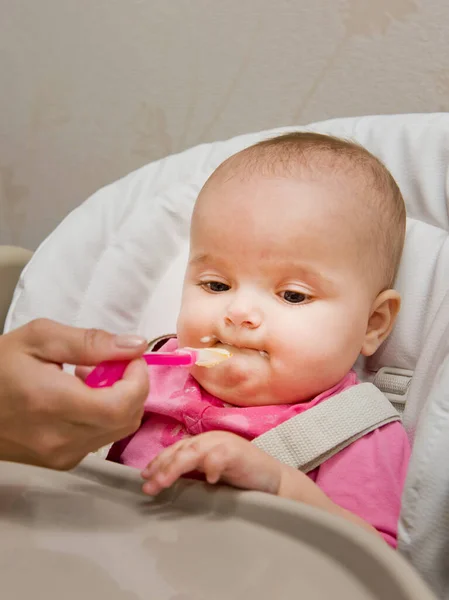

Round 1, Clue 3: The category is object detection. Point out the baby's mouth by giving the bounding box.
[203,336,268,358]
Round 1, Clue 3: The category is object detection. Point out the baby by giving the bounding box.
[109,132,410,546]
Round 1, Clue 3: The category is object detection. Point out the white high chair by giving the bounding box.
[4,112,449,598]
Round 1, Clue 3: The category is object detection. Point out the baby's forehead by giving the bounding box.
[197,172,370,244]
[196,143,383,233]
[200,157,371,220]
[197,168,376,263]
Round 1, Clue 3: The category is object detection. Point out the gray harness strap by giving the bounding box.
[252,383,400,473]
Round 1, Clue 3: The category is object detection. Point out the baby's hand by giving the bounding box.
[141,431,282,496]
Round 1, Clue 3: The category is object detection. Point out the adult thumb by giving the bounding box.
[21,319,148,366]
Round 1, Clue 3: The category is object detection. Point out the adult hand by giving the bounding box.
[0,319,149,469]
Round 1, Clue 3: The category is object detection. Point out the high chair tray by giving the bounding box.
[0,456,434,600]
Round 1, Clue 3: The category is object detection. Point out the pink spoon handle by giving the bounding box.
[143,351,194,366]
[85,360,129,388]
[85,350,195,389]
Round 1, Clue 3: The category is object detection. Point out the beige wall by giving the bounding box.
[1,0,448,249]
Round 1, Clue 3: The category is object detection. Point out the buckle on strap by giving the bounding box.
[372,367,413,409]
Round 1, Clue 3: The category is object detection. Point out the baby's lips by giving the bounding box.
[216,342,269,358]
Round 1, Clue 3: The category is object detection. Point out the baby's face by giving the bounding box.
[177,172,377,406]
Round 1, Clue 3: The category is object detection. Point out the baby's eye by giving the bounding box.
[281,290,308,304]
[202,281,230,293]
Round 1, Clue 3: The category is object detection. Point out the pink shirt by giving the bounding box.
[109,338,410,547]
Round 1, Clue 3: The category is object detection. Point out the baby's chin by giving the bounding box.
[191,364,280,407]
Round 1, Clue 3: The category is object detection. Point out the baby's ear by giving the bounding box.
[361,290,401,357]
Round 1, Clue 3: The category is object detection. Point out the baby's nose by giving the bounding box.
[224,300,262,329]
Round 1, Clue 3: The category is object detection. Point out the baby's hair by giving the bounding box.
[210,132,406,290]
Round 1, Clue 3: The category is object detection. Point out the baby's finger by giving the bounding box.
[201,444,231,484]
[142,478,166,496]
[142,446,201,495]
[142,450,174,479]
[141,438,193,479]
[160,445,200,482]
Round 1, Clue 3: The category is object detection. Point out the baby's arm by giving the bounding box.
[309,422,410,547]
[275,461,383,538]
[140,430,403,540]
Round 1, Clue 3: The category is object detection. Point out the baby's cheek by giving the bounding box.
[271,319,349,379]
[271,319,325,360]
[301,326,362,384]
[177,304,204,344]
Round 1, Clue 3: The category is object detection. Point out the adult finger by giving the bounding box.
[64,358,149,435]
[74,365,93,381]
[21,319,148,365]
